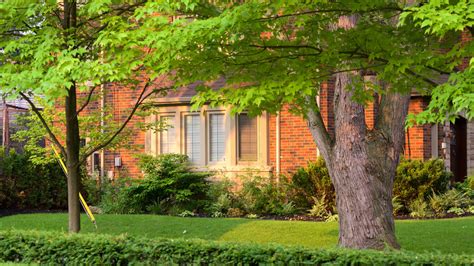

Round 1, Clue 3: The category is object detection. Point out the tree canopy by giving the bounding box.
[136,1,458,119]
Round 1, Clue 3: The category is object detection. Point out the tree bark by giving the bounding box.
[61,0,81,233]
[65,84,81,233]
[304,13,409,250]
[324,71,409,249]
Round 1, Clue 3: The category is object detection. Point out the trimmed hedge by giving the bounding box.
[1,230,473,265]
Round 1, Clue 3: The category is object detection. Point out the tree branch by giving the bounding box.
[249,44,322,52]
[76,86,96,115]
[257,6,403,21]
[305,95,333,160]
[19,92,67,158]
[78,77,170,166]
[374,91,410,154]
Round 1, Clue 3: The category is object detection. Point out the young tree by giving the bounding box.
[0,1,172,232]
[145,1,459,249]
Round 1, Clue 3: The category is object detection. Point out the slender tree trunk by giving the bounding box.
[65,84,81,233]
[61,0,81,233]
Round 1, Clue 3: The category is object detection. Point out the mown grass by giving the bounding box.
[1,214,473,254]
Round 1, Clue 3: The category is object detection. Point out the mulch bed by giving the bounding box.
[0,209,65,218]
[1,209,472,221]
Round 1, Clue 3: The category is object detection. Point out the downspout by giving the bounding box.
[100,84,105,182]
[99,51,105,183]
[276,111,281,176]
[2,97,9,154]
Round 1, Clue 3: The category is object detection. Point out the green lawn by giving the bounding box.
[1,214,473,255]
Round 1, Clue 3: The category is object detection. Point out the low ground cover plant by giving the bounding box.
[1,230,473,264]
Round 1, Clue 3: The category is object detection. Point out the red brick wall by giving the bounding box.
[268,106,318,176]
[101,83,146,178]
[98,82,434,178]
[404,97,432,160]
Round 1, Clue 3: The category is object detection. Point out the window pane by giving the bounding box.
[160,115,175,154]
[185,115,201,164]
[238,114,257,161]
[209,114,225,162]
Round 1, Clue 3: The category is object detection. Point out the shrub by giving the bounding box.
[205,178,235,216]
[98,177,138,214]
[1,230,473,265]
[291,158,335,210]
[466,175,474,190]
[392,196,404,215]
[394,158,451,212]
[308,194,333,219]
[100,154,211,214]
[236,175,295,215]
[409,198,432,218]
[0,150,67,210]
[429,189,472,217]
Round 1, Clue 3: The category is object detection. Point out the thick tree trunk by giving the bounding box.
[304,13,410,250]
[65,85,81,233]
[324,70,408,249]
[329,142,400,249]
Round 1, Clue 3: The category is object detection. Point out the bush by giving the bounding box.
[291,158,335,211]
[98,177,138,214]
[100,154,211,214]
[394,158,451,212]
[430,189,472,217]
[1,230,473,265]
[409,198,432,218]
[0,150,67,210]
[235,175,296,216]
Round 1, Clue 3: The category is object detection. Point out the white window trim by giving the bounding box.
[146,105,270,173]
[206,110,227,166]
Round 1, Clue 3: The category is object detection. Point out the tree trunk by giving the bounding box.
[303,13,410,250]
[65,84,81,233]
[323,68,408,249]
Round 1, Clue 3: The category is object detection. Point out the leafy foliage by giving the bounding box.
[291,158,335,212]
[235,176,296,216]
[401,1,474,123]
[100,154,211,214]
[429,189,472,217]
[0,150,66,209]
[1,230,473,265]
[394,158,451,211]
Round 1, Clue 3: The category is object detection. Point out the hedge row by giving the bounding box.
[1,230,473,265]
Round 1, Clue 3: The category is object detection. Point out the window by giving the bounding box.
[238,114,258,161]
[160,115,175,154]
[184,115,201,164]
[209,113,225,162]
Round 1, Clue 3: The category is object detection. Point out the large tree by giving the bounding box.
[0,0,172,232]
[144,0,461,249]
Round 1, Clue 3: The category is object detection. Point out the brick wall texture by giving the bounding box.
[88,78,470,179]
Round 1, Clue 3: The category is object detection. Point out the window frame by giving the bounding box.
[207,110,227,165]
[183,113,202,165]
[157,113,177,155]
[236,113,259,162]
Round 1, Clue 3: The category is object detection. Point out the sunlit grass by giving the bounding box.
[1,214,473,254]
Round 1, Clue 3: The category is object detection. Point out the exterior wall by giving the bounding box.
[268,106,318,176]
[404,97,432,160]
[467,121,474,176]
[94,82,466,180]
[79,83,147,179]
[102,83,146,178]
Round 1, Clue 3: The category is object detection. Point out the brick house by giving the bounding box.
[87,79,473,182]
